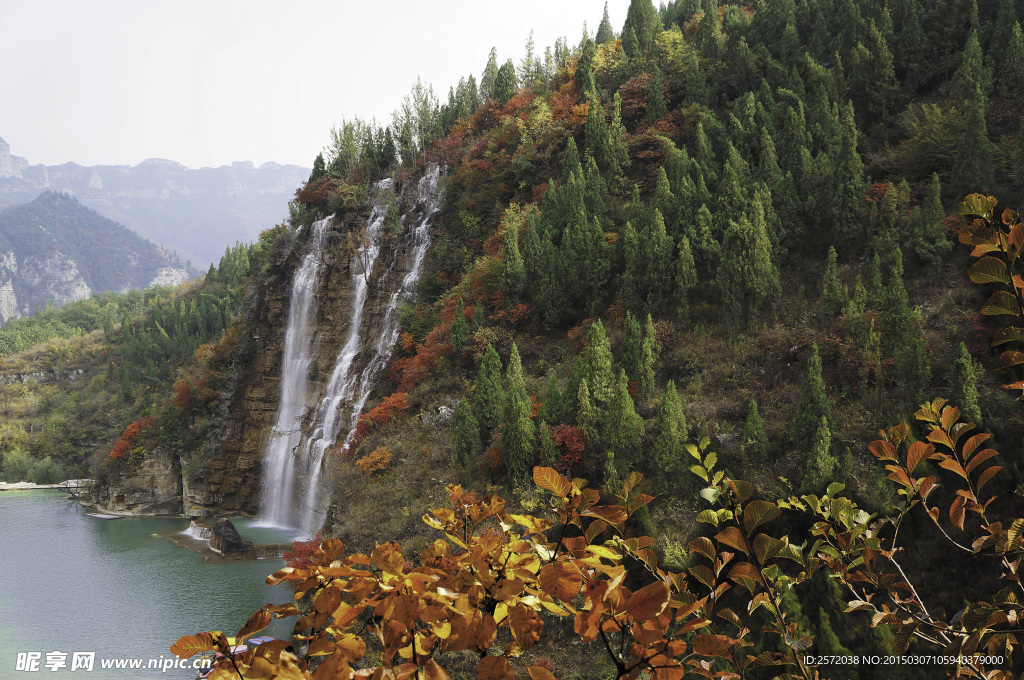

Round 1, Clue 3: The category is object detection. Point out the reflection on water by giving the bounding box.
[0,491,292,680]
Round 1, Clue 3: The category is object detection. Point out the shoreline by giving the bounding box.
[0,479,93,491]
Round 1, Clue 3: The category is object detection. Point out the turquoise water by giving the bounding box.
[0,491,294,680]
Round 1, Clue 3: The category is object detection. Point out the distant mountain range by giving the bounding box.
[0,192,190,324]
[0,137,310,267]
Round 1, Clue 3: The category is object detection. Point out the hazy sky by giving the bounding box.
[0,1,632,170]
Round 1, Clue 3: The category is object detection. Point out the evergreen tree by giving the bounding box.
[953,30,993,106]
[451,297,469,354]
[453,397,482,479]
[865,251,884,309]
[848,21,899,122]
[950,342,982,426]
[820,246,847,323]
[896,310,931,412]
[582,319,615,405]
[717,208,781,330]
[1003,22,1024,103]
[832,102,867,247]
[576,379,600,472]
[502,343,536,487]
[674,236,697,319]
[622,0,662,56]
[638,314,659,404]
[538,374,562,425]
[621,311,643,389]
[501,216,526,304]
[895,0,928,90]
[650,380,687,488]
[880,248,912,355]
[538,423,559,467]
[695,0,724,65]
[575,38,597,102]
[647,67,667,123]
[480,47,499,101]
[908,173,951,267]
[309,153,326,183]
[585,95,609,161]
[801,416,837,494]
[493,59,519,104]
[596,2,615,45]
[607,93,631,185]
[604,369,644,466]
[741,398,768,462]
[951,81,994,197]
[791,344,831,451]
[473,343,506,442]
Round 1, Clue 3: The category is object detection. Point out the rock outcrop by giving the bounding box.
[83,448,183,515]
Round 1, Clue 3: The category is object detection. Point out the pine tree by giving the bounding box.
[801,416,837,493]
[831,102,867,247]
[695,0,723,65]
[953,30,993,106]
[538,374,562,425]
[501,215,526,305]
[896,310,931,412]
[621,310,643,388]
[638,314,659,404]
[604,369,644,466]
[881,248,912,355]
[480,47,499,101]
[717,208,781,330]
[596,2,615,45]
[583,319,615,405]
[607,93,631,185]
[820,246,847,323]
[474,344,506,442]
[502,343,536,487]
[538,423,559,467]
[622,0,662,56]
[451,297,469,354]
[650,380,687,487]
[675,236,697,319]
[1003,22,1024,103]
[865,251,884,309]
[949,342,981,424]
[585,94,609,161]
[951,81,994,197]
[575,38,597,102]
[453,398,482,480]
[909,172,951,267]
[791,344,831,450]
[742,398,768,462]
[647,67,667,123]
[493,59,519,104]
[576,379,600,472]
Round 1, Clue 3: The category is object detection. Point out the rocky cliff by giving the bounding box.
[0,192,189,324]
[0,136,309,267]
[89,168,441,520]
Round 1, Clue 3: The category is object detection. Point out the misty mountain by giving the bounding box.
[0,191,189,324]
[0,137,309,267]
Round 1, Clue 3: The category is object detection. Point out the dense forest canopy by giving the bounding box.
[4,0,1024,677]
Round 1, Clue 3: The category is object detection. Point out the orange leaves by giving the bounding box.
[356,446,393,476]
[539,562,583,601]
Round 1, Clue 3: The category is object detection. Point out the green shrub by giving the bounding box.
[1,449,33,482]
[30,457,63,485]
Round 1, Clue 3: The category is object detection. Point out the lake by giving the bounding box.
[0,490,294,680]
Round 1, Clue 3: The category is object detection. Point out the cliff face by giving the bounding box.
[179,169,440,519]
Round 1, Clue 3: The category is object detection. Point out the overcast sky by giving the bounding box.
[0,0,632,170]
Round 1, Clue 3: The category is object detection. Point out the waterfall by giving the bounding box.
[299,166,441,535]
[181,520,211,541]
[256,217,332,528]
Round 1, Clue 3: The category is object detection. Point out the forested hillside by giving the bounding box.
[7,0,1024,677]
[0,191,191,323]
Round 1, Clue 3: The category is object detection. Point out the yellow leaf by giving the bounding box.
[170,632,215,659]
[539,561,583,602]
[528,666,558,680]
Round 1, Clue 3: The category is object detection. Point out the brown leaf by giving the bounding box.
[422,659,450,680]
[509,605,544,649]
[715,527,749,555]
[527,666,558,680]
[477,656,514,680]
[170,632,215,659]
[539,561,583,602]
[533,466,571,498]
[624,580,670,622]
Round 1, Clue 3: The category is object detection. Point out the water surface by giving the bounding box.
[0,491,292,680]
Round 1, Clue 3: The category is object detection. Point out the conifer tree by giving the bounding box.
[453,398,481,479]
[502,343,535,487]
[820,246,847,323]
[576,379,600,470]
[695,0,723,65]
[584,94,609,161]
[831,102,867,247]
[638,314,659,404]
[623,27,642,63]
[473,344,506,441]
[451,297,469,354]
[647,67,667,123]
[1003,22,1024,103]
[848,21,899,121]
[692,204,720,281]
[791,344,831,451]
[717,207,781,329]
[741,398,768,462]
[951,81,994,197]
[493,59,519,104]
[480,47,498,101]
[538,423,559,467]
[801,416,837,493]
[651,166,677,232]
[622,0,662,56]
[950,341,982,425]
[895,0,928,89]
[909,172,951,267]
[881,248,912,355]
[584,155,608,225]
[865,251,884,310]
[501,215,526,305]
[621,311,643,389]
[538,374,562,426]
[675,236,697,319]
[596,2,615,45]
[604,369,644,465]
[583,319,615,405]
[575,39,597,102]
[953,30,993,106]
[896,310,931,412]
[650,380,687,487]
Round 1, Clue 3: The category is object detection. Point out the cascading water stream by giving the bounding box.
[299,166,441,535]
[256,217,331,529]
